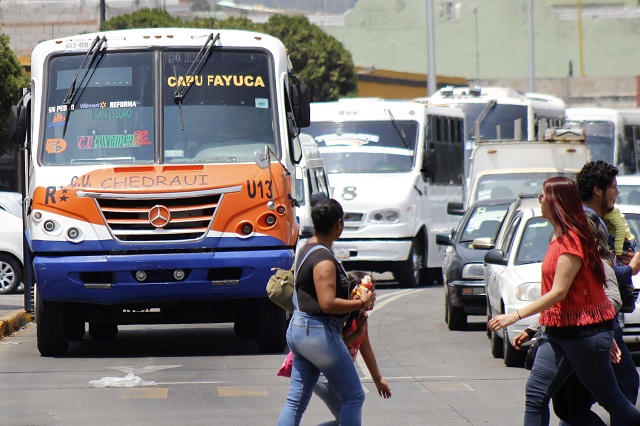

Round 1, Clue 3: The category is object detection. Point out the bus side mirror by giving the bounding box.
[10,89,31,148]
[289,74,310,129]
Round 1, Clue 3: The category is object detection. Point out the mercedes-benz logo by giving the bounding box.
[148,205,171,228]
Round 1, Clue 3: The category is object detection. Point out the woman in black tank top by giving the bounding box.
[278,199,373,426]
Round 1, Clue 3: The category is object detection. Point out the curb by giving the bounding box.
[0,309,32,339]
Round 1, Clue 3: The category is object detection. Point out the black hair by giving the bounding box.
[311,198,343,235]
[347,271,376,288]
[576,161,618,202]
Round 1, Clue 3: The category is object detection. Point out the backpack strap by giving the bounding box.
[292,245,330,310]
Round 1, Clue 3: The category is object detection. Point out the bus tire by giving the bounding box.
[395,240,424,288]
[89,323,118,341]
[256,298,287,353]
[36,290,69,357]
[68,321,86,341]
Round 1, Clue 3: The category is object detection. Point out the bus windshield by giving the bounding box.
[42,49,276,166]
[453,103,527,140]
[566,120,614,164]
[306,121,418,173]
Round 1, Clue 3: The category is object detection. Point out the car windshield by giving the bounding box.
[306,121,418,173]
[459,204,510,243]
[515,217,553,265]
[618,185,640,205]
[622,212,640,244]
[475,172,576,202]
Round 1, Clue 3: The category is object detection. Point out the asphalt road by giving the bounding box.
[1,286,637,425]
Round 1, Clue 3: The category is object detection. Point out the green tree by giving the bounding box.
[264,14,357,101]
[0,33,29,155]
[102,9,357,101]
[100,8,184,31]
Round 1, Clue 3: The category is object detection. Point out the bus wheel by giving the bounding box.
[68,321,86,341]
[256,298,287,353]
[395,241,424,288]
[89,323,118,341]
[36,290,69,357]
[234,307,258,338]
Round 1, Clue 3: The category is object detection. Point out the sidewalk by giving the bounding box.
[0,294,31,339]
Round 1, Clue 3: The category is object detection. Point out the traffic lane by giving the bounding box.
[0,287,591,425]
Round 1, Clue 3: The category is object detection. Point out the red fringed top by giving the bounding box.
[539,230,615,327]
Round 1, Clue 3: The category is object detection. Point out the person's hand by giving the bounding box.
[628,250,640,275]
[620,249,634,266]
[610,338,622,364]
[373,377,391,399]
[513,330,531,350]
[359,286,374,307]
[487,312,519,332]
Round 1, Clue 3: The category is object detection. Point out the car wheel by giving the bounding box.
[503,327,527,367]
[491,329,504,358]
[0,254,22,294]
[444,291,449,324]
[447,304,467,331]
[395,240,424,288]
[89,323,118,341]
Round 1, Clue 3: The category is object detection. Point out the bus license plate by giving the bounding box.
[334,249,351,260]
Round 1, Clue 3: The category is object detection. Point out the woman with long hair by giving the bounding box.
[488,177,640,425]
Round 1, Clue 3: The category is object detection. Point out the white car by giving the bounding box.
[0,208,23,294]
[484,196,552,367]
[616,204,640,349]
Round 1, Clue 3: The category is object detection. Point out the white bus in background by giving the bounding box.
[417,86,566,179]
[305,99,465,287]
[565,107,640,174]
[295,134,331,250]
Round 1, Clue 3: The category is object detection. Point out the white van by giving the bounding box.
[295,134,331,248]
[467,137,590,206]
[306,99,466,287]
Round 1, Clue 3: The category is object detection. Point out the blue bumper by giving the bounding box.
[34,249,294,304]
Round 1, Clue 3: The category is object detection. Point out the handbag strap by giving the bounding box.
[293,244,330,310]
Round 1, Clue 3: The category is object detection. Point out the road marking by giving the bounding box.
[356,289,424,379]
[217,385,268,397]
[116,387,169,399]
[109,365,182,374]
[423,382,475,392]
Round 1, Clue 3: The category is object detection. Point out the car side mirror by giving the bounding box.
[447,202,465,216]
[484,248,507,266]
[471,237,494,250]
[436,233,452,246]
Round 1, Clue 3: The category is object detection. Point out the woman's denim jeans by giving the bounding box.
[278,310,364,426]
[524,329,640,426]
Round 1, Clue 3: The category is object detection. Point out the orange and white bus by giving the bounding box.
[11,28,310,356]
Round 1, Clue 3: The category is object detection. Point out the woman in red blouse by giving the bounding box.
[488,177,640,425]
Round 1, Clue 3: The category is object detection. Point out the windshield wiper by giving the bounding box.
[174,32,220,129]
[385,109,409,150]
[469,99,497,139]
[62,35,107,137]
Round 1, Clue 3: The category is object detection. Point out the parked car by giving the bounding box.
[616,175,640,205]
[484,195,552,367]
[436,198,513,330]
[0,208,23,294]
[615,204,640,349]
[0,191,22,218]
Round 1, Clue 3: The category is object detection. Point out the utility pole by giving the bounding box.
[527,0,535,92]
[426,0,437,96]
[100,0,106,26]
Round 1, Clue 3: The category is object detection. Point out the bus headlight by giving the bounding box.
[369,209,400,224]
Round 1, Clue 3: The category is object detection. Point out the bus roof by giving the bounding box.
[310,99,464,122]
[565,107,623,122]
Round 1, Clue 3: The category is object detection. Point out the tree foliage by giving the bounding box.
[100,8,358,101]
[0,33,29,156]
